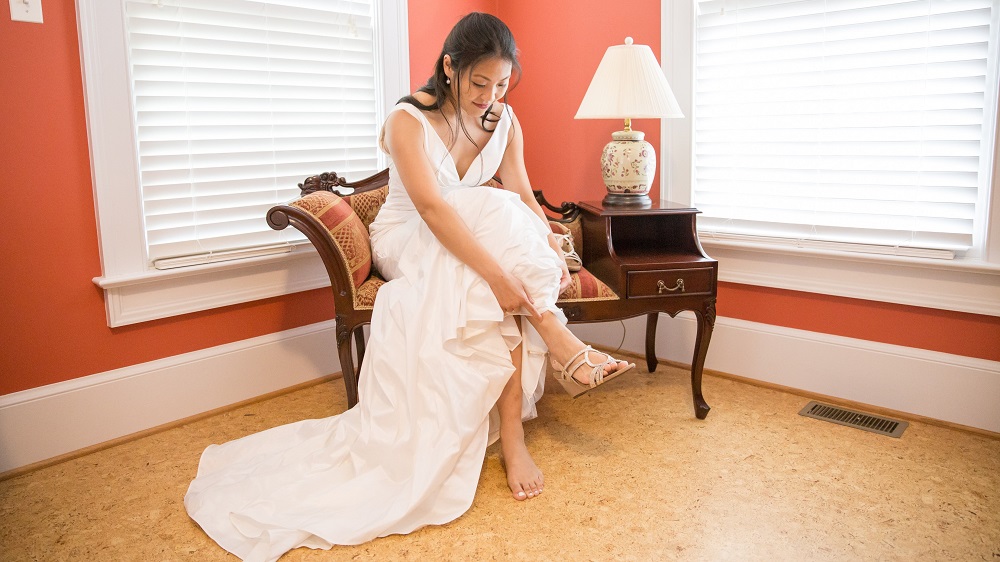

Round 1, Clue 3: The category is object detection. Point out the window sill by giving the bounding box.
[700,238,1000,317]
[93,247,329,327]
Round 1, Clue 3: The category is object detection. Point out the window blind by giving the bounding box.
[693,0,996,257]
[124,0,381,267]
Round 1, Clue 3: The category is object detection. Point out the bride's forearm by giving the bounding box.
[416,200,506,284]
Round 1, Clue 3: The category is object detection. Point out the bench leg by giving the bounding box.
[337,345,359,409]
[354,327,367,373]
[335,315,360,409]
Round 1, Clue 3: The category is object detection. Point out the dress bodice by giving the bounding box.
[370,102,514,234]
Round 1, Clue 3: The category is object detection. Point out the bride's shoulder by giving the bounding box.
[393,92,441,124]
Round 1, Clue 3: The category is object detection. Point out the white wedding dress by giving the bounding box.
[184,103,566,562]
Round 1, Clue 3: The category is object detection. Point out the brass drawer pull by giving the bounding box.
[657,278,685,294]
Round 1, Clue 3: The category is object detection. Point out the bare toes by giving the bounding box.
[602,360,627,374]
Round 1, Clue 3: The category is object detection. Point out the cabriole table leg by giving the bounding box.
[690,300,716,419]
[644,312,659,372]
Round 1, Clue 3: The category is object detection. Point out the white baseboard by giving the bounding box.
[3,315,996,474]
[570,314,1000,433]
[0,320,341,473]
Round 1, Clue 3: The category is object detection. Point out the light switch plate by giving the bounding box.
[9,0,43,23]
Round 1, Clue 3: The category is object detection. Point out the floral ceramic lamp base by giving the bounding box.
[600,128,654,207]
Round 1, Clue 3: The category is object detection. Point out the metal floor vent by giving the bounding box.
[798,401,908,438]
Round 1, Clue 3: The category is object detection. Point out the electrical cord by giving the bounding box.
[612,319,626,354]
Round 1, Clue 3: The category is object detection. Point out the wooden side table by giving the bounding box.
[574,199,718,419]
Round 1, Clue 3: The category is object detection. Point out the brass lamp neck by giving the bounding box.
[623,118,632,132]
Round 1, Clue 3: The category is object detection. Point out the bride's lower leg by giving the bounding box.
[525,311,629,385]
[497,324,543,501]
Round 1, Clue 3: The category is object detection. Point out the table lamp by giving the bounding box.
[575,37,684,206]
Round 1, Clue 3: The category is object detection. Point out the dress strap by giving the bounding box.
[379,102,433,155]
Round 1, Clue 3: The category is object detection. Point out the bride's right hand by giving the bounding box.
[487,270,540,320]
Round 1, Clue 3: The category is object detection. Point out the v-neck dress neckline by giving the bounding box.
[398,102,509,187]
[369,102,515,234]
[414,108,502,183]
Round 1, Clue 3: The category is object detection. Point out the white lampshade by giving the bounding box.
[575,37,683,206]
[575,37,683,120]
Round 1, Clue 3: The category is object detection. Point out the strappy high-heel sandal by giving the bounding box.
[552,346,635,398]
[554,233,582,273]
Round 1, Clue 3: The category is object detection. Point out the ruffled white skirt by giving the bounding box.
[184,187,565,562]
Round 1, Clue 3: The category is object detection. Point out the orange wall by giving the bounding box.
[500,1,663,206]
[0,1,996,398]
[408,0,500,92]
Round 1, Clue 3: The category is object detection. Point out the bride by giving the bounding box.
[185,12,634,562]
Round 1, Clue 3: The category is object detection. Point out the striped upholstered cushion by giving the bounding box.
[290,192,371,289]
[557,268,619,302]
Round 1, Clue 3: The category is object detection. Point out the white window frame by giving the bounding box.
[77,0,409,327]
[661,0,1000,317]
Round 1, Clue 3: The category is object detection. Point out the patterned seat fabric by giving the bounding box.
[558,268,619,302]
[292,187,619,309]
[353,274,385,310]
[344,185,389,230]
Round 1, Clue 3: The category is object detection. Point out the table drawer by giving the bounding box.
[627,267,715,298]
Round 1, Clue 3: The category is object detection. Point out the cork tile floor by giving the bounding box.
[1,361,998,561]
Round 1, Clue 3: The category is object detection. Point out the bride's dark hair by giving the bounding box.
[400,12,520,137]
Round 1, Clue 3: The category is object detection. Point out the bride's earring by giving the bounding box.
[446,77,451,85]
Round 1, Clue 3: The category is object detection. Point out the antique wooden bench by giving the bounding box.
[267,169,715,418]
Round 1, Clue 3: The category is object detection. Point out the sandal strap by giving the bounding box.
[557,345,623,388]
[555,233,582,268]
[555,346,591,379]
[555,233,578,255]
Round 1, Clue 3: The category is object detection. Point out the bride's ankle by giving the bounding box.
[499,425,525,444]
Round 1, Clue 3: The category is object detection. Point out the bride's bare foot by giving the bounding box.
[529,313,630,386]
[500,432,543,501]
